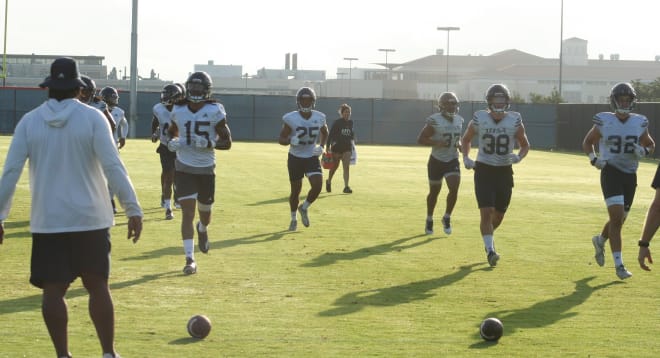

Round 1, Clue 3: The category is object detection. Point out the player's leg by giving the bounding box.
[196,173,215,253]
[42,283,71,358]
[341,151,351,192]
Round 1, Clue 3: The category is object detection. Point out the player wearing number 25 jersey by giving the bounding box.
[461,83,530,268]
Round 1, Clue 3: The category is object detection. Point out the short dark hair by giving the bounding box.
[49,87,81,101]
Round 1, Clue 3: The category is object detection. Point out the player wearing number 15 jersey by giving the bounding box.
[582,82,655,280]
[417,92,464,236]
[278,87,329,231]
[461,84,530,267]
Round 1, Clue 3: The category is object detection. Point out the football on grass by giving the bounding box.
[187,315,212,339]
[480,317,503,341]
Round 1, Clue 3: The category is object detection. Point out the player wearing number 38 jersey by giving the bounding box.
[461,83,530,268]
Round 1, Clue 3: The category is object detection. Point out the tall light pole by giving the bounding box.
[343,57,358,97]
[378,48,395,80]
[337,72,347,96]
[558,0,564,100]
[437,26,460,92]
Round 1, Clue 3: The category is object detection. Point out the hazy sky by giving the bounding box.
[3,0,659,82]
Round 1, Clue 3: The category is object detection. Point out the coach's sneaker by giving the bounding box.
[425,219,434,235]
[592,235,605,267]
[442,216,452,235]
[165,209,174,220]
[326,179,332,193]
[197,221,210,254]
[487,250,500,267]
[289,220,298,232]
[298,205,310,227]
[183,257,197,275]
[343,186,353,194]
[102,353,122,358]
[615,264,632,280]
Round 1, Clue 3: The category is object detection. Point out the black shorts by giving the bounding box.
[600,165,637,210]
[474,162,514,212]
[331,142,352,154]
[174,171,215,205]
[428,156,460,183]
[652,162,660,189]
[157,143,177,171]
[287,153,322,181]
[30,228,111,288]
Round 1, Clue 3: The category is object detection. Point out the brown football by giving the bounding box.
[187,314,212,339]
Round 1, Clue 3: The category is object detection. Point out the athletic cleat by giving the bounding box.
[442,216,452,235]
[592,235,605,267]
[289,220,298,231]
[425,219,434,235]
[298,205,310,227]
[165,209,174,220]
[487,250,500,267]
[197,221,210,253]
[183,257,197,275]
[616,264,632,280]
[326,179,331,193]
[343,186,353,194]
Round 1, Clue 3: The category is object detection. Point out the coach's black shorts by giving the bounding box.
[174,171,215,205]
[600,164,636,209]
[474,162,514,212]
[287,153,322,181]
[30,228,111,288]
[428,156,460,183]
[157,143,177,171]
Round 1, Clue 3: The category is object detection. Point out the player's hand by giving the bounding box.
[633,144,649,159]
[312,145,324,156]
[118,138,126,149]
[463,156,475,170]
[151,132,159,143]
[167,138,181,152]
[507,153,521,164]
[290,136,300,146]
[591,157,607,169]
[0,221,4,245]
[639,246,653,271]
[127,216,143,244]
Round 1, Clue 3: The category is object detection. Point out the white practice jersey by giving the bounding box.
[594,112,649,173]
[283,110,327,158]
[473,110,522,166]
[171,102,226,168]
[426,113,464,162]
[110,106,128,142]
[89,99,107,112]
[153,103,173,145]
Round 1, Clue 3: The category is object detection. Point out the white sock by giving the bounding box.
[302,200,310,210]
[427,215,433,221]
[183,239,194,259]
[483,234,494,252]
[197,221,207,232]
[291,212,297,221]
[613,251,623,267]
[443,214,450,219]
[164,199,172,210]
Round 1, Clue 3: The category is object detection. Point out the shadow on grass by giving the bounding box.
[302,234,433,267]
[2,219,30,239]
[246,194,328,207]
[468,276,623,348]
[169,337,204,345]
[318,263,488,316]
[0,270,179,315]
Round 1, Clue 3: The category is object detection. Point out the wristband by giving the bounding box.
[588,152,596,161]
[638,240,650,247]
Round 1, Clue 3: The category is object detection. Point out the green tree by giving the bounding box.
[529,87,564,104]
[631,78,660,102]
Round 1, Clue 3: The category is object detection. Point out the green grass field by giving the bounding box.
[1,137,660,357]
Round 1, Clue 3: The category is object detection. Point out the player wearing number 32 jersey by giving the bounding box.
[461,83,530,268]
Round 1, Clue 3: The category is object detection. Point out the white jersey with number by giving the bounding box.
[594,112,648,173]
[171,102,226,168]
[153,103,173,145]
[283,110,326,158]
[426,113,464,162]
[110,106,128,142]
[473,110,522,166]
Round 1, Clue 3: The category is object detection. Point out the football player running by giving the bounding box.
[151,84,184,220]
[461,84,530,267]
[78,75,116,134]
[278,87,329,231]
[417,92,464,236]
[583,82,655,279]
[101,86,129,215]
[167,71,232,275]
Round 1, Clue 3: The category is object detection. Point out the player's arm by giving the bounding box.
[279,124,294,146]
[214,118,232,150]
[319,124,329,148]
[582,125,601,155]
[639,129,655,155]
[460,121,476,156]
[103,108,116,134]
[417,124,443,147]
[151,115,160,143]
[514,123,530,160]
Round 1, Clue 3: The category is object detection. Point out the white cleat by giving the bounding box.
[592,235,605,267]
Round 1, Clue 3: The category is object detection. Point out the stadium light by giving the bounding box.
[378,49,395,80]
[343,57,358,97]
[437,26,460,92]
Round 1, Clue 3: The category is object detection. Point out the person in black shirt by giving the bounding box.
[325,104,355,193]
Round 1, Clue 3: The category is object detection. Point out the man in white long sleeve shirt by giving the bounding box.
[0,57,142,358]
